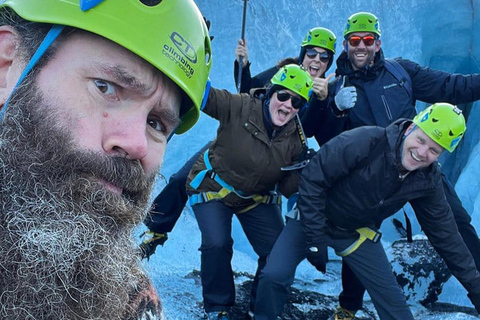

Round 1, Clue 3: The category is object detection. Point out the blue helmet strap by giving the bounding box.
[0,24,65,124]
[168,78,211,142]
[200,78,211,112]
[79,0,106,11]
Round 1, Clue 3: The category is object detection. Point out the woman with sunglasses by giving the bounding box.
[234,27,336,94]
[141,27,336,318]
[142,27,337,260]
[183,64,312,320]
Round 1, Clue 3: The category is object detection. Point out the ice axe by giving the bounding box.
[236,0,249,93]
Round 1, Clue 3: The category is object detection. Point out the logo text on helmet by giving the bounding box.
[162,32,198,79]
[170,32,197,63]
[432,128,443,139]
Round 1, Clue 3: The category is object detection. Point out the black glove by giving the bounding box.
[203,16,214,41]
[139,231,168,260]
[306,242,328,273]
[468,292,480,314]
[301,147,317,162]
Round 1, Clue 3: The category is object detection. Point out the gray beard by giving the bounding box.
[0,77,161,319]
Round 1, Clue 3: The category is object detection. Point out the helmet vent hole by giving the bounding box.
[449,130,454,137]
[432,118,439,123]
[139,0,162,6]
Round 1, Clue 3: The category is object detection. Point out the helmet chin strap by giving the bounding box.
[0,24,65,125]
[399,124,418,173]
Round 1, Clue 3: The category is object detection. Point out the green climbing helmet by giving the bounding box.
[344,12,381,38]
[413,102,466,153]
[301,27,336,54]
[270,64,313,101]
[0,0,212,134]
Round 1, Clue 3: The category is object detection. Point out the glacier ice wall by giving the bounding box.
[160,0,479,247]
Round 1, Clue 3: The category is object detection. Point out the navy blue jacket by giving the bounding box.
[298,119,480,295]
[301,49,480,145]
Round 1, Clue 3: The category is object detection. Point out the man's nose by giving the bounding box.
[357,40,367,49]
[103,113,149,160]
[417,144,429,158]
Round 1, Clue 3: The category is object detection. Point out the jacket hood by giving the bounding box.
[386,118,412,150]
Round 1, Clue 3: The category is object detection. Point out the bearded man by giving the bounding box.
[0,0,212,319]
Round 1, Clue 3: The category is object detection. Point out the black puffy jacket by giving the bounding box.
[298,119,480,295]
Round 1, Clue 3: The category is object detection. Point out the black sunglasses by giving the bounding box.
[276,90,305,109]
[305,48,330,63]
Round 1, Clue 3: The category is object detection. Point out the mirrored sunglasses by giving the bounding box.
[348,35,376,47]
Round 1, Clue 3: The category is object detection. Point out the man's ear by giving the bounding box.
[404,123,416,136]
[375,38,382,53]
[0,26,22,105]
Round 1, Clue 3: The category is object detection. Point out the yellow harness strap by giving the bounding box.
[188,190,281,213]
[336,227,382,257]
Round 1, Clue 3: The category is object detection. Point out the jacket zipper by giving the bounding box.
[381,95,393,122]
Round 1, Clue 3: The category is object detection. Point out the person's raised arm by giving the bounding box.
[233,39,254,93]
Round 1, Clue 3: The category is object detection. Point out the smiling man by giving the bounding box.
[253,103,480,320]
[0,0,211,319]
[297,102,480,320]
[297,11,480,320]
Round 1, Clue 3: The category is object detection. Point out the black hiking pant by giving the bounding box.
[339,172,480,311]
[143,141,212,233]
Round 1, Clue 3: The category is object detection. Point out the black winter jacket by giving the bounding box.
[302,49,480,146]
[298,119,480,295]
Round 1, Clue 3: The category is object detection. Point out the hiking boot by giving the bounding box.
[328,306,356,320]
[206,311,230,320]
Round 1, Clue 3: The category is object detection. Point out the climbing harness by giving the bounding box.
[336,227,382,257]
[281,114,314,171]
[188,149,281,213]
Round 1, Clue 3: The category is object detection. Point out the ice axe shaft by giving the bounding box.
[237,0,248,93]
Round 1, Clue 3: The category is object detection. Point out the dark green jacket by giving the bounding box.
[187,87,303,211]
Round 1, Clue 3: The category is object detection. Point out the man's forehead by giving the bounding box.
[417,127,444,151]
[348,32,376,37]
[60,31,164,88]
[310,47,327,53]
